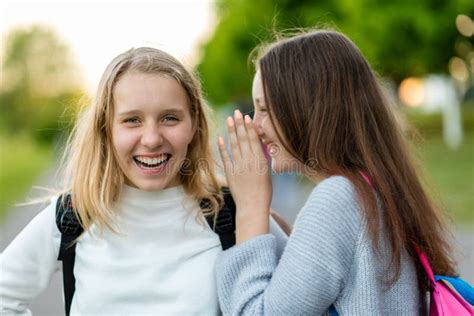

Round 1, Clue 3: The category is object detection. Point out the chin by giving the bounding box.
[129,177,179,192]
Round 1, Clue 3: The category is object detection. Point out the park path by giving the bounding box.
[0,170,472,315]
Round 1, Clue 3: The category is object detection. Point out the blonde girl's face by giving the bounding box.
[252,70,302,174]
[111,72,195,191]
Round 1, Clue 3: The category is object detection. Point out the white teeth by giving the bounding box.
[135,155,168,165]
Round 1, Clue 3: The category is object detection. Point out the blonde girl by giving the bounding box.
[0,47,226,315]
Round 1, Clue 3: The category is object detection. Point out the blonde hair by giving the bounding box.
[59,47,223,233]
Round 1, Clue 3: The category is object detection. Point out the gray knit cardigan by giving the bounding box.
[215,176,422,315]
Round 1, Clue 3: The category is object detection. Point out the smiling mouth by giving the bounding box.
[133,154,171,170]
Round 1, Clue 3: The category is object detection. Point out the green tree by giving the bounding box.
[198,0,474,106]
[0,25,84,143]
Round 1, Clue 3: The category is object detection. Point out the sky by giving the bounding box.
[0,0,217,92]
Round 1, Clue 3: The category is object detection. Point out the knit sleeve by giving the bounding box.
[0,198,61,315]
[215,176,363,316]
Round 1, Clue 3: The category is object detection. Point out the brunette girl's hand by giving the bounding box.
[218,110,272,244]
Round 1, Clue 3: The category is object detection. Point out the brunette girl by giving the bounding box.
[216,30,456,315]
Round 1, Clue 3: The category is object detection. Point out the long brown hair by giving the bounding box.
[255,30,456,289]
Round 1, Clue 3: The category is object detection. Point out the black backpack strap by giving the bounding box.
[56,188,235,316]
[55,194,83,316]
[204,187,236,250]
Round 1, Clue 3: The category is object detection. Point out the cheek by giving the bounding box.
[167,125,195,152]
[261,117,278,139]
[112,126,137,158]
[253,112,261,126]
[185,124,196,145]
[261,116,268,131]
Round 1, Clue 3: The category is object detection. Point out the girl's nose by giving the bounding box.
[253,113,264,136]
[141,124,163,148]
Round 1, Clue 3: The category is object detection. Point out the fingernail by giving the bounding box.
[218,137,224,146]
[244,115,252,124]
[227,116,234,127]
[234,110,242,118]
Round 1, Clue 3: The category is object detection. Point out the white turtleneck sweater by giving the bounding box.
[0,185,238,315]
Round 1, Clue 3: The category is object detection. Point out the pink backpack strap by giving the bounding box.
[359,171,372,187]
[415,246,436,284]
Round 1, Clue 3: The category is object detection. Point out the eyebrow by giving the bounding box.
[116,108,187,117]
[116,109,140,117]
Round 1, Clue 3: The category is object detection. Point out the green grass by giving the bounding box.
[0,134,53,221]
[413,130,474,224]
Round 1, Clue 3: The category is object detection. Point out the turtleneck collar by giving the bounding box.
[115,184,199,224]
[120,184,186,203]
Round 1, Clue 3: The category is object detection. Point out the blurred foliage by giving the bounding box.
[198,0,474,106]
[412,130,474,224]
[403,106,474,135]
[0,25,84,143]
[396,107,474,223]
[0,134,53,221]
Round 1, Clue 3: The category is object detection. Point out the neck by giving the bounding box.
[303,170,329,185]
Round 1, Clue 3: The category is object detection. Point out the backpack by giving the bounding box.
[355,172,474,316]
[328,242,474,316]
[55,188,236,316]
[415,246,474,316]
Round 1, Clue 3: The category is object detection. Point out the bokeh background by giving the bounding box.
[0,0,473,314]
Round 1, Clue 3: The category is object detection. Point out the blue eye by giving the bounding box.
[163,115,179,122]
[124,117,140,124]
